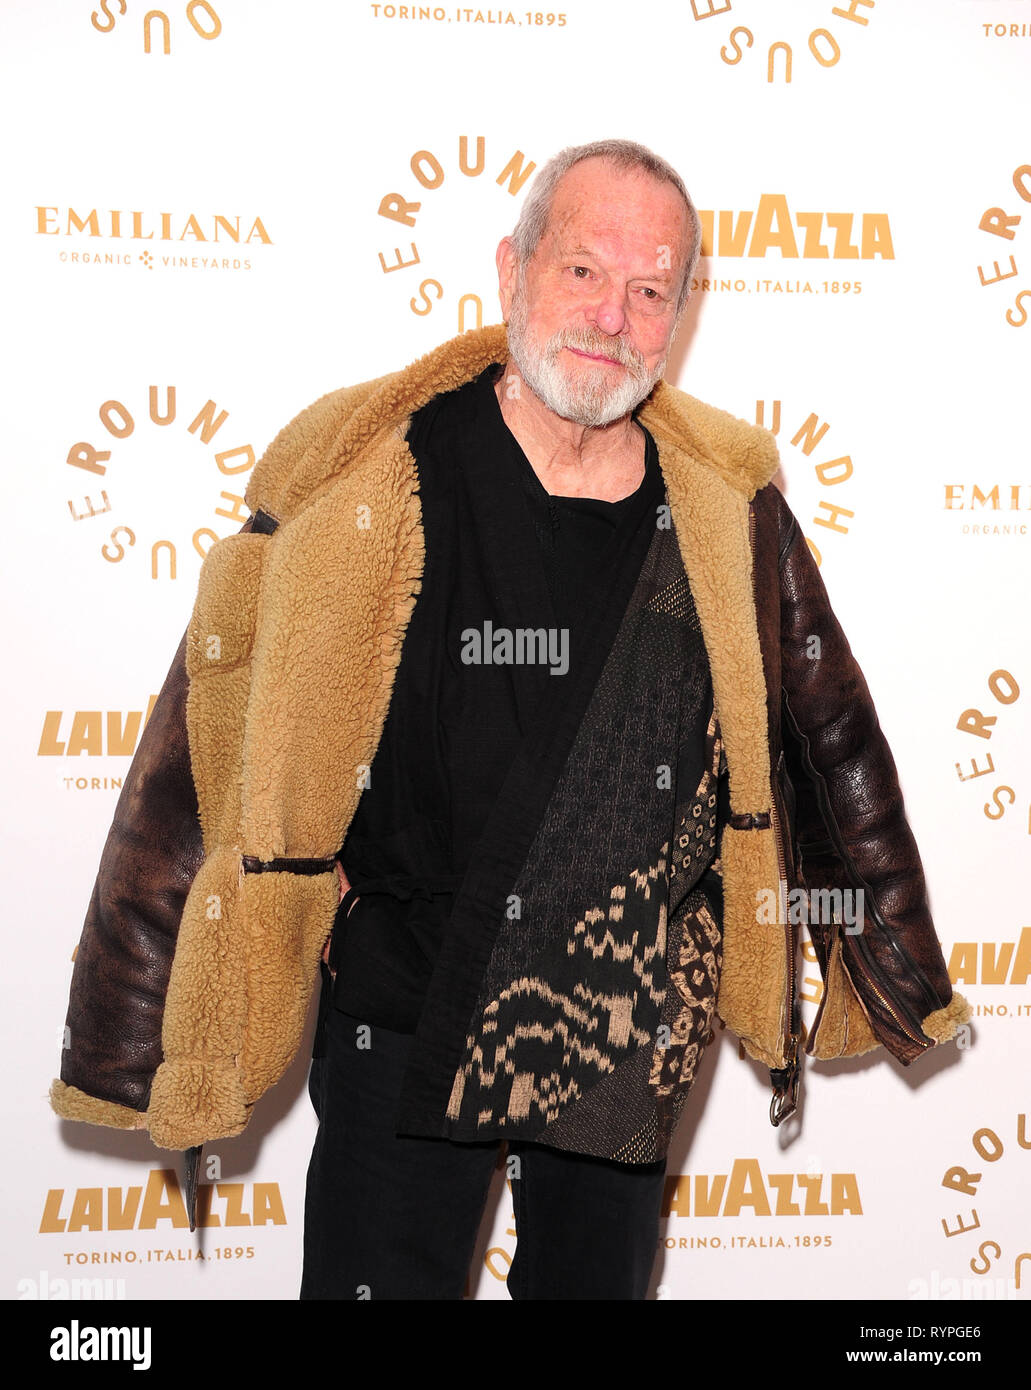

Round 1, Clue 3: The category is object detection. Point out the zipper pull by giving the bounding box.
[768,1034,800,1127]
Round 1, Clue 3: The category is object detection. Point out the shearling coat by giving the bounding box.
[51,323,969,1150]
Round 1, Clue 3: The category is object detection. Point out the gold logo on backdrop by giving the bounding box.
[368,8,567,30]
[40,702,155,759]
[912,1113,1030,1300]
[691,0,877,85]
[40,1168,285,1232]
[954,667,1026,829]
[478,1156,861,1281]
[64,386,255,579]
[978,7,1031,43]
[663,1161,862,1216]
[947,929,1031,1001]
[975,163,1031,329]
[692,195,891,295]
[752,399,856,566]
[39,698,158,769]
[38,207,271,273]
[951,664,1029,1022]
[944,482,1029,538]
[698,197,892,263]
[90,1,223,55]
[377,135,537,334]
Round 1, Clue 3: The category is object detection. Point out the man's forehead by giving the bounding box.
[543,163,689,245]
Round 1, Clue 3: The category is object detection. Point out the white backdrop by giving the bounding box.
[2,0,1028,1302]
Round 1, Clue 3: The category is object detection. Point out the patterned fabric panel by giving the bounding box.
[444,519,726,1159]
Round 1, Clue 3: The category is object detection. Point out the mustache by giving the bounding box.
[546,327,648,377]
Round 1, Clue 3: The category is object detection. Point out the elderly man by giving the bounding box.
[53,139,968,1302]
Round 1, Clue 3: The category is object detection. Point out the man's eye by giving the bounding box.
[570,266,591,279]
[641,287,659,299]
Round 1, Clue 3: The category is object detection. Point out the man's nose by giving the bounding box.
[587,286,626,336]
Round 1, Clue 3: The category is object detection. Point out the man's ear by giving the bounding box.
[496,236,518,320]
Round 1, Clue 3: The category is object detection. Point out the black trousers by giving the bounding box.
[300,974,667,1300]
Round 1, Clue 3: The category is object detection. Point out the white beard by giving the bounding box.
[505,280,667,427]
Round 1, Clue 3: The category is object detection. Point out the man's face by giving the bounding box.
[498,158,691,427]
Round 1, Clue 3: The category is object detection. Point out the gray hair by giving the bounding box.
[509,139,702,316]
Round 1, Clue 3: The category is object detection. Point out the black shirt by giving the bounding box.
[329,364,665,1031]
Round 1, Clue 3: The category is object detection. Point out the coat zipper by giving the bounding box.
[848,963,929,1049]
[763,508,934,1060]
[748,500,799,1121]
[781,689,936,1050]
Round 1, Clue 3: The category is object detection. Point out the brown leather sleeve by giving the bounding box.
[59,625,206,1111]
[58,518,259,1112]
[771,487,954,1058]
